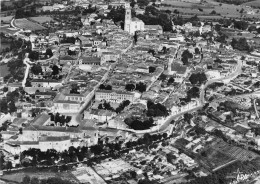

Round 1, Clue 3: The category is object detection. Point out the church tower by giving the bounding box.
[124,3,131,33]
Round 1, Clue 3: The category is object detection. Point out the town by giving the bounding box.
[2,0,260,183]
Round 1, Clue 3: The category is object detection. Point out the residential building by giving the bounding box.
[95,90,135,103]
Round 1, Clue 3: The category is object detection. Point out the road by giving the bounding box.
[200,59,242,104]
[22,53,33,88]
[254,99,259,118]
[136,58,243,134]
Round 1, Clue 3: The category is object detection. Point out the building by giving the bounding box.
[31,79,62,88]
[101,52,120,63]
[84,109,116,122]
[8,83,22,92]
[78,56,105,66]
[144,25,163,34]
[168,59,188,82]
[53,93,85,113]
[95,90,135,103]
[124,3,144,35]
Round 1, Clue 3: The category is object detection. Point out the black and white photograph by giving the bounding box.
[1,0,260,183]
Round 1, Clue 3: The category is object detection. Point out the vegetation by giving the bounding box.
[99,84,112,90]
[189,73,207,85]
[125,117,155,130]
[147,100,169,117]
[231,37,253,52]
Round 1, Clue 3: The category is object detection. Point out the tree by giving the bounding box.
[6,161,12,170]
[149,66,156,73]
[90,145,103,155]
[184,113,193,123]
[52,65,59,75]
[22,175,31,184]
[187,87,200,99]
[8,101,17,113]
[167,77,175,85]
[195,47,200,55]
[28,51,39,61]
[189,73,207,85]
[31,64,43,75]
[159,73,167,81]
[45,48,53,58]
[31,177,40,184]
[3,87,8,93]
[98,104,103,109]
[181,55,189,65]
[234,20,248,30]
[231,37,252,52]
[210,10,217,15]
[136,82,146,93]
[125,83,134,92]
[70,83,79,94]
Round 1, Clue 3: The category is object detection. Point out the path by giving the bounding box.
[136,58,243,134]
[21,53,33,88]
[254,99,259,118]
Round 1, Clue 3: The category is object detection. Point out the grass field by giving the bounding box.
[29,16,54,24]
[0,64,10,77]
[14,18,46,31]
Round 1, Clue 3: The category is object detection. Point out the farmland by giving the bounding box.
[29,16,54,24]
[14,18,46,31]
[211,139,259,161]
[160,0,260,19]
[242,0,260,7]
[200,147,236,171]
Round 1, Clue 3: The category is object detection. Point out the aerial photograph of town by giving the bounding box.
[3,0,260,183]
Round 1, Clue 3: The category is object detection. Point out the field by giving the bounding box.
[0,16,13,24]
[29,16,54,24]
[242,0,260,7]
[0,64,10,77]
[211,139,259,161]
[200,147,236,171]
[0,25,20,35]
[0,170,78,183]
[160,0,260,19]
[14,18,46,31]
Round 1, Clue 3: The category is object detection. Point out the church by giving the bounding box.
[124,3,144,35]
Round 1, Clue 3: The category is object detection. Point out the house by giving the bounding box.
[78,56,104,65]
[84,109,116,122]
[35,91,56,99]
[144,25,163,34]
[53,93,85,113]
[101,52,120,63]
[31,113,51,126]
[59,55,77,65]
[8,83,22,92]
[95,90,135,103]
[168,61,188,82]
[31,79,62,88]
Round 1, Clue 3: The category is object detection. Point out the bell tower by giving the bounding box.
[124,2,131,33]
